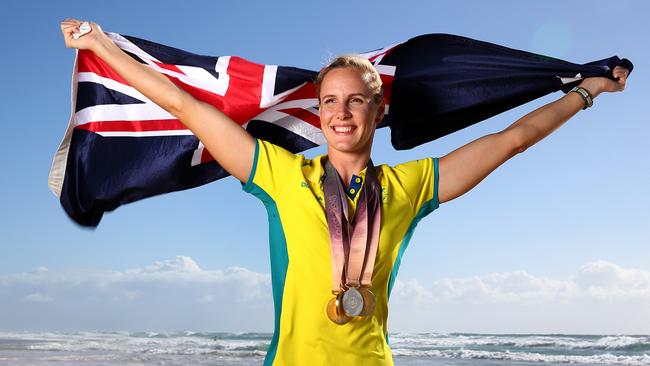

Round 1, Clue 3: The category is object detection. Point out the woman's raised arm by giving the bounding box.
[60,19,255,183]
[437,66,629,204]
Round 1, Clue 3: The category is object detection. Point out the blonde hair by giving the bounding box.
[315,55,384,104]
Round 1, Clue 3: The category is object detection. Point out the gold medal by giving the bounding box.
[326,292,352,325]
[358,287,376,316]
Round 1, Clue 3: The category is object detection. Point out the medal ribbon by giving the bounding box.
[324,159,381,292]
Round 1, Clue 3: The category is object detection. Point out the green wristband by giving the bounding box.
[570,86,594,110]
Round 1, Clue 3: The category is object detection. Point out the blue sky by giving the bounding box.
[1,0,648,334]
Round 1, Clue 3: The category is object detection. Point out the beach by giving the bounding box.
[1,331,648,365]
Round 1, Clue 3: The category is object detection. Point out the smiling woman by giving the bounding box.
[318,65,386,182]
[58,17,630,366]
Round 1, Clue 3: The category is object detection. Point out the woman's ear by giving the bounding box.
[374,100,386,124]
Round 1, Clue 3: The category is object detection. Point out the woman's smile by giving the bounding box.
[331,125,357,135]
[318,67,383,154]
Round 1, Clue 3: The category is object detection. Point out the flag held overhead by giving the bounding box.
[49,32,632,227]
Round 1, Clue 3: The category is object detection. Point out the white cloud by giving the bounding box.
[390,260,650,334]
[139,256,202,273]
[573,260,650,298]
[392,261,650,306]
[0,258,648,334]
[24,293,54,303]
[0,256,273,332]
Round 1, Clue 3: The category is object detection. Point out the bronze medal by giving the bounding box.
[326,292,351,325]
[358,287,376,316]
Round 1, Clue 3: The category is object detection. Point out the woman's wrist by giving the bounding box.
[82,25,112,58]
[577,78,604,99]
[91,34,119,60]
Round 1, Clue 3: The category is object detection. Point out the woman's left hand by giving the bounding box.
[579,65,629,98]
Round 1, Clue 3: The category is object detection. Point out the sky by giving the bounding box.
[1,0,648,334]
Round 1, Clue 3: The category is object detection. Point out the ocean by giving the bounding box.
[0,331,648,365]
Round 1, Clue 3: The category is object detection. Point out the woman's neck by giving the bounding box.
[327,149,371,187]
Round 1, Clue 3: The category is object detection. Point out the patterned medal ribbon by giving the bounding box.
[324,158,381,296]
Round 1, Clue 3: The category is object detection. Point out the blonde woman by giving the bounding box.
[61,19,629,366]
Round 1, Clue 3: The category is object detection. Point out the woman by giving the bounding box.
[60,19,629,366]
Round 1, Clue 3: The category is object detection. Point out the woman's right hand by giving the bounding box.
[58,18,256,183]
[60,18,106,51]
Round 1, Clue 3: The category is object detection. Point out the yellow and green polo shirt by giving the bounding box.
[242,139,439,366]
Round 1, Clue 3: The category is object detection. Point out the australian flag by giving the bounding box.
[49,32,632,227]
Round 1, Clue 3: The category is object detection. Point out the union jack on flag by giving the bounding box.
[49,32,631,227]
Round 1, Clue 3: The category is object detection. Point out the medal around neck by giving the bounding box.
[323,159,381,325]
[342,287,364,316]
[326,292,352,324]
[326,286,376,324]
[358,287,376,317]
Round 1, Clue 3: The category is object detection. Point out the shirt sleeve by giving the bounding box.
[242,138,303,202]
[391,157,440,217]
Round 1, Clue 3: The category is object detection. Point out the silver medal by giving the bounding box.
[342,287,364,317]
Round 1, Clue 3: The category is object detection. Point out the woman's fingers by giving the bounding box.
[60,19,99,50]
[592,66,629,94]
[609,66,629,92]
[60,19,82,32]
[60,19,81,47]
[613,66,629,78]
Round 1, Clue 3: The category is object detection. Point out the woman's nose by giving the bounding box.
[335,102,351,119]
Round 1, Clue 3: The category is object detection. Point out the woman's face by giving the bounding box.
[318,67,384,156]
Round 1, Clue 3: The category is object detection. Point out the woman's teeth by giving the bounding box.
[333,126,354,133]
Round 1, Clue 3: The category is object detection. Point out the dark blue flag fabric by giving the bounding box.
[49,32,632,227]
[376,34,632,149]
